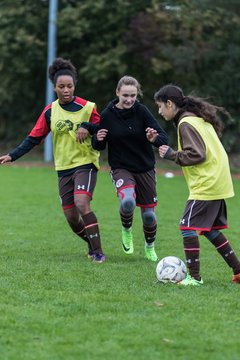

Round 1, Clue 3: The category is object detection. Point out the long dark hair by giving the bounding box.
[48,57,77,86]
[154,84,229,137]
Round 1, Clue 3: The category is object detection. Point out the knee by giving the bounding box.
[180,229,197,238]
[74,197,90,216]
[142,210,157,226]
[118,187,136,214]
[202,230,220,241]
[121,197,136,214]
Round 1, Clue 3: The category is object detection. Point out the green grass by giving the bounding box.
[0,165,240,360]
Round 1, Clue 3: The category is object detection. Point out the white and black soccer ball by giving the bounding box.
[156,256,187,283]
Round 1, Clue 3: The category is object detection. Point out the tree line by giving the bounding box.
[0,0,240,153]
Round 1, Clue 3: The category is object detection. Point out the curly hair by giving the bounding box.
[48,58,77,85]
[154,84,229,137]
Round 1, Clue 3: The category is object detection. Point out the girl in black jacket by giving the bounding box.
[92,76,168,261]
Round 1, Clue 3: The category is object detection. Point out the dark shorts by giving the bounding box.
[58,168,97,209]
[179,199,228,232]
[110,168,157,208]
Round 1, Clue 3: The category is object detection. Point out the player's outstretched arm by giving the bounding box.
[0,155,12,164]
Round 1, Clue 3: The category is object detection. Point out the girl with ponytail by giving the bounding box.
[152,84,240,286]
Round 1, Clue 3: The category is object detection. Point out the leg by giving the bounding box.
[141,207,158,261]
[118,187,136,229]
[110,169,136,255]
[178,200,210,285]
[63,206,89,244]
[73,169,105,262]
[74,193,103,255]
[181,229,201,281]
[203,230,240,277]
[59,174,92,255]
[118,187,135,254]
[201,200,240,282]
[134,169,158,261]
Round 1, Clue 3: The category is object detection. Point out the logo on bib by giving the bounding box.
[55,120,82,134]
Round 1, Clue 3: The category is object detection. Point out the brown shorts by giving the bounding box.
[110,168,157,208]
[58,168,97,209]
[179,199,228,232]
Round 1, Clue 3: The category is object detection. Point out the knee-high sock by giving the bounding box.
[120,210,134,229]
[75,220,88,242]
[183,236,201,280]
[82,212,103,254]
[206,232,240,275]
[141,208,157,245]
[66,213,90,248]
[118,187,136,229]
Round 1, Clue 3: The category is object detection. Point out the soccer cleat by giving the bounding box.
[178,274,203,286]
[122,227,134,254]
[144,246,158,262]
[232,273,240,283]
[92,253,106,263]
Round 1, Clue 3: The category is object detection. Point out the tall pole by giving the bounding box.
[44,0,58,162]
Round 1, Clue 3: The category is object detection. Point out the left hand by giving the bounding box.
[76,127,89,143]
[146,127,158,143]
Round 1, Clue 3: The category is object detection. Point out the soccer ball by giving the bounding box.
[156,256,187,283]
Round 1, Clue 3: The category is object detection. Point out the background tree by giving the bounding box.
[0,0,48,145]
[124,0,240,150]
[1,0,240,155]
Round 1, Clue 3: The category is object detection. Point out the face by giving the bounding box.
[156,100,178,121]
[54,75,75,104]
[116,85,138,109]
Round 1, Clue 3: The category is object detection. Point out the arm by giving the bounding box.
[151,128,168,147]
[92,112,108,151]
[92,129,108,150]
[10,136,42,161]
[80,122,100,135]
[159,122,206,166]
[143,106,168,147]
[146,127,168,147]
[76,104,100,142]
[0,136,43,164]
[0,108,50,164]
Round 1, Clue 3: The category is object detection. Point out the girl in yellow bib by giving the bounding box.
[153,84,240,285]
[0,58,105,263]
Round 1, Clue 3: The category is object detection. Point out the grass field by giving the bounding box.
[0,164,240,360]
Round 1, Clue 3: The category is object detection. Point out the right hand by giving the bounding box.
[76,127,89,143]
[0,154,12,164]
[96,129,108,141]
[159,145,170,158]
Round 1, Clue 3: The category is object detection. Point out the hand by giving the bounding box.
[159,145,170,158]
[0,154,12,164]
[146,127,158,143]
[97,129,108,141]
[76,127,89,143]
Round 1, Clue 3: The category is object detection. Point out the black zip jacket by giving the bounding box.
[92,99,168,173]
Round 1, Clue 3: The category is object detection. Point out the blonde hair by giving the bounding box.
[116,75,143,97]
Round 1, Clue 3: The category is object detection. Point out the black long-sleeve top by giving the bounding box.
[92,99,168,173]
